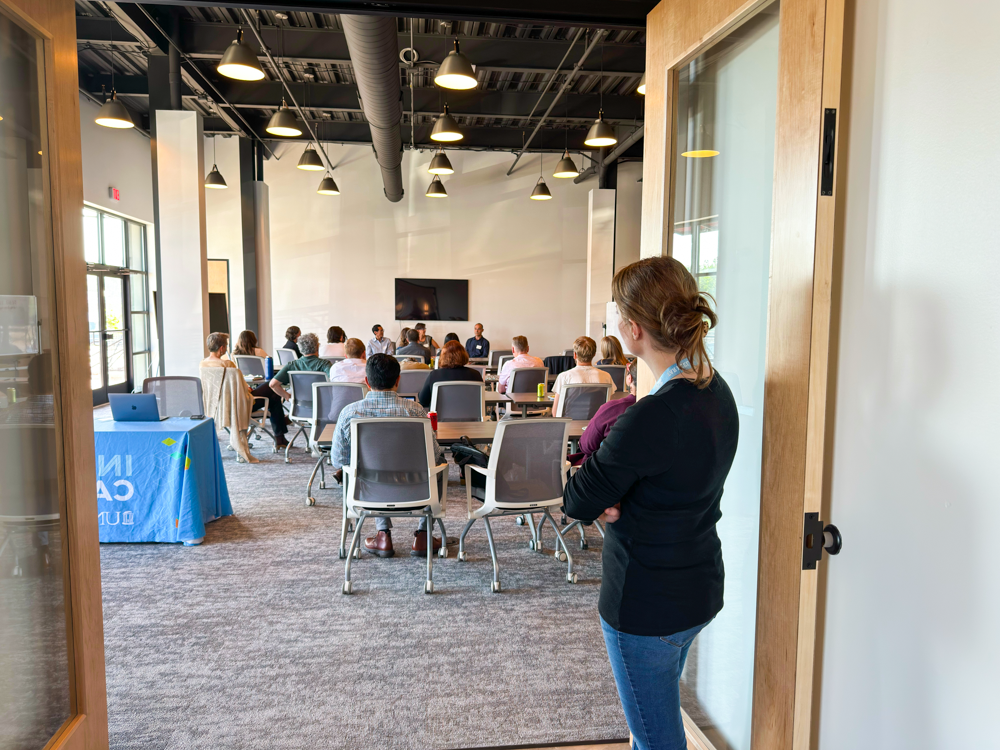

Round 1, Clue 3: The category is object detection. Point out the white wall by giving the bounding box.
[203,135,246,336]
[252,144,589,356]
[79,94,153,223]
[819,0,1000,747]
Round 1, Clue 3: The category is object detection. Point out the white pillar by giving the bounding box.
[250,182,273,352]
[154,110,209,376]
[586,188,616,342]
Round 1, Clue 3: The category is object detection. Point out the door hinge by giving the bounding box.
[802,512,843,570]
[820,108,837,196]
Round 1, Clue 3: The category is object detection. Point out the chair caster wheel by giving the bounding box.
[338,549,347,559]
[561,514,567,525]
[556,550,567,562]
[515,515,525,526]
[491,581,502,593]
[320,482,326,490]
[425,581,434,594]
[457,551,468,561]
[284,458,291,465]
[342,581,353,594]
[438,547,448,558]
[567,573,578,584]
[580,540,588,550]
[353,548,361,559]
[306,497,316,507]
[528,540,537,550]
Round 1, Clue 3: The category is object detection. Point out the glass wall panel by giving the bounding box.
[83,207,100,263]
[672,5,780,750]
[0,12,73,749]
[101,213,125,267]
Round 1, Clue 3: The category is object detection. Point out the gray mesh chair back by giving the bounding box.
[234,355,266,378]
[143,376,204,417]
[488,350,505,368]
[595,365,627,391]
[398,368,431,395]
[310,382,365,444]
[468,365,487,379]
[557,383,612,420]
[276,348,298,366]
[354,419,431,504]
[325,356,346,365]
[497,354,514,372]
[0,425,59,519]
[563,349,574,356]
[430,381,485,422]
[395,355,424,363]
[289,371,328,420]
[468,357,488,365]
[509,367,548,393]
[491,419,570,505]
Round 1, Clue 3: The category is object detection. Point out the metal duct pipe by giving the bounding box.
[341,15,404,202]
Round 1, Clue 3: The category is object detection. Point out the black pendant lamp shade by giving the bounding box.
[266,100,303,137]
[205,165,228,189]
[95,90,134,129]
[530,177,552,200]
[585,110,617,147]
[637,73,646,95]
[428,151,455,175]
[553,150,580,178]
[297,145,325,171]
[317,173,340,195]
[425,175,448,198]
[434,39,477,90]
[430,104,463,142]
[218,28,265,81]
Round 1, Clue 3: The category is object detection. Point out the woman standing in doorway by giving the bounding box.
[563,257,739,750]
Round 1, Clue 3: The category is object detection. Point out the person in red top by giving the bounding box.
[571,361,637,465]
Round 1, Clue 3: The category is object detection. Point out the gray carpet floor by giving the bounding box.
[99,423,629,750]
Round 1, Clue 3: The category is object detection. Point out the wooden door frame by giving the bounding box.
[640,0,845,748]
[1,0,109,748]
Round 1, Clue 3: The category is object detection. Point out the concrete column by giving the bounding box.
[614,162,643,272]
[154,110,209,376]
[586,188,616,342]
[250,182,272,352]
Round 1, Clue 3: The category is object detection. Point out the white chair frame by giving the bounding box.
[233,355,268,379]
[554,382,613,419]
[458,418,576,592]
[276,348,298,366]
[341,417,449,594]
[429,381,486,422]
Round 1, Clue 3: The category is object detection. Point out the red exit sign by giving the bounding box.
[108,187,121,202]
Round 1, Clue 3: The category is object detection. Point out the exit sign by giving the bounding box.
[108,187,121,202]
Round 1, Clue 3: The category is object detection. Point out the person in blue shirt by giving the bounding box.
[465,323,490,359]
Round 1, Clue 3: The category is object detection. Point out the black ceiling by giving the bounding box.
[76,1,646,157]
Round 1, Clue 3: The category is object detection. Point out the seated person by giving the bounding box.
[570,361,637,464]
[594,335,629,366]
[319,326,347,359]
[413,322,440,352]
[400,359,430,370]
[397,328,432,364]
[230,330,269,359]
[465,323,490,359]
[551,335,617,415]
[443,332,460,345]
[418,340,483,408]
[496,335,544,394]
[282,326,302,358]
[329,338,367,383]
[397,327,411,350]
[367,324,395,357]
[268,332,332,403]
[332,354,444,558]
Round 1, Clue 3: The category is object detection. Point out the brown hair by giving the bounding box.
[511,335,528,353]
[232,330,259,356]
[612,256,717,387]
[600,335,628,366]
[398,327,411,347]
[284,326,300,341]
[345,338,365,359]
[326,326,346,344]
[439,340,469,368]
[573,336,597,363]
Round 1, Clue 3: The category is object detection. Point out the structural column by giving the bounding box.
[586,188,616,342]
[239,138,272,352]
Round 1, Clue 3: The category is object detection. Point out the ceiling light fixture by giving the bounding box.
[204,136,228,188]
[681,150,720,158]
[95,28,134,129]
[266,99,302,137]
[430,104,462,142]
[428,150,454,175]
[553,149,580,178]
[530,152,552,200]
[218,27,265,81]
[425,175,448,198]
[585,38,617,147]
[317,173,340,195]
[297,144,325,170]
[434,39,477,90]
[637,73,646,95]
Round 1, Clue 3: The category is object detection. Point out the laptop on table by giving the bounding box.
[109,394,168,422]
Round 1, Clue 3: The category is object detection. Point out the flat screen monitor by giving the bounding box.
[394,278,468,321]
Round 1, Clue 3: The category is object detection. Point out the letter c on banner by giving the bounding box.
[113,479,134,501]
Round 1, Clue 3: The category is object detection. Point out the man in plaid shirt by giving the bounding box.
[332,353,445,558]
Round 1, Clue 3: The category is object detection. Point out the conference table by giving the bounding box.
[93,416,233,545]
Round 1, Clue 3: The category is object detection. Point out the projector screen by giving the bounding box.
[394,278,469,321]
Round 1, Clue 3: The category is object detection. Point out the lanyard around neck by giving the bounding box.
[650,358,692,396]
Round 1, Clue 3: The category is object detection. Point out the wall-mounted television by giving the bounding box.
[395,278,469,321]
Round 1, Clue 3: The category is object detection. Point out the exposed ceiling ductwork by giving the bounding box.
[340,15,404,202]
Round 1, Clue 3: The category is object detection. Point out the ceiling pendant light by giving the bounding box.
[530,152,552,200]
[553,149,580,178]
[585,110,617,147]
[266,99,302,137]
[204,136,228,189]
[428,150,454,175]
[218,27,265,81]
[430,104,462,142]
[95,31,133,129]
[681,149,720,158]
[637,73,646,95]
[317,173,340,195]
[425,175,448,198]
[297,144,325,170]
[434,39,477,90]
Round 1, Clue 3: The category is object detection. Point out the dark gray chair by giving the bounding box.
[555,383,612,420]
[430,381,485,422]
[488,350,505,368]
[285,371,328,463]
[397,368,431,397]
[276,348,298,366]
[307,382,366,507]
[143,376,204,417]
[503,367,550,417]
[234,355,267,378]
[595,364,627,391]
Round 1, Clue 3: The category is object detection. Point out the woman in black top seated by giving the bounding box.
[564,257,738,750]
[418,340,483,408]
[282,326,301,358]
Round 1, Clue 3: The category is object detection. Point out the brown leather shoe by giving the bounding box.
[411,530,442,556]
[364,530,394,558]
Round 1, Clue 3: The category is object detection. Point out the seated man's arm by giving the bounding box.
[269,363,292,400]
[330,412,353,469]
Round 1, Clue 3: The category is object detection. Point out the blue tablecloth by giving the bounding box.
[93,417,233,544]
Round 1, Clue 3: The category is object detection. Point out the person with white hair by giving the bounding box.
[268,332,331,401]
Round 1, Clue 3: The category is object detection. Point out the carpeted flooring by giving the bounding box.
[99,421,629,750]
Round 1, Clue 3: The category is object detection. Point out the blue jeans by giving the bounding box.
[601,615,710,750]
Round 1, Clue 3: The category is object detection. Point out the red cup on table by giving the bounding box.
[428,411,438,431]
